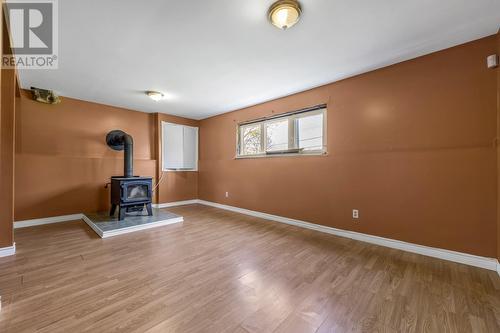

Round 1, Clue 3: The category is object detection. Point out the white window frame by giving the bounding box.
[162,121,199,172]
[236,105,327,158]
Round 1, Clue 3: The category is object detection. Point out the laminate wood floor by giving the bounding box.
[0,204,499,333]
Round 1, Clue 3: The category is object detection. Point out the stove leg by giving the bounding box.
[119,206,126,220]
[146,203,153,216]
[110,204,117,217]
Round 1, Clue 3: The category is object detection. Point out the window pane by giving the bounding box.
[241,124,262,155]
[297,113,323,151]
[266,119,289,151]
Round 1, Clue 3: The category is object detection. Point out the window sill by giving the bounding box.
[162,168,198,172]
[235,151,328,160]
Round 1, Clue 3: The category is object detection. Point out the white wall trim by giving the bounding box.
[15,214,84,229]
[12,200,500,273]
[152,199,199,209]
[0,243,16,257]
[197,200,500,272]
[13,203,195,229]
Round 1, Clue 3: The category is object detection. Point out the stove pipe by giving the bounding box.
[106,130,134,178]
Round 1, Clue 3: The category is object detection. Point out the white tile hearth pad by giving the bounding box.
[84,208,183,238]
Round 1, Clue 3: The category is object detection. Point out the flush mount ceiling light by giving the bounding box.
[268,0,302,30]
[146,91,165,102]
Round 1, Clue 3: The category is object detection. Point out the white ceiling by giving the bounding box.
[17,0,500,120]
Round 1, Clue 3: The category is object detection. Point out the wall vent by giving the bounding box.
[31,87,61,104]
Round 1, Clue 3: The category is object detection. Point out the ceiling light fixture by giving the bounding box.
[268,0,302,30]
[146,91,165,102]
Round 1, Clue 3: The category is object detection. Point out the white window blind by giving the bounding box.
[162,122,198,171]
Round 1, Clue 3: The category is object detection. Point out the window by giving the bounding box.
[237,105,326,157]
[266,119,289,151]
[240,123,262,155]
[297,113,324,151]
[162,122,198,171]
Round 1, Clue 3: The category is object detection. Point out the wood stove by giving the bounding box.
[109,176,153,220]
[106,130,153,220]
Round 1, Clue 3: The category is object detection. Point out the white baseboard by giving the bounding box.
[196,200,500,272]
[14,199,200,229]
[152,200,199,209]
[15,214,84,229]
[12,200,500,273]
[0,243,16,257]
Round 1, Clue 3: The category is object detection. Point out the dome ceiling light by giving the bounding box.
[146,91,165,102]
[268,0,302,30]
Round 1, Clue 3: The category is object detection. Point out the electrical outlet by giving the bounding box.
[487,54,498,68]
[352,209,359,219]
[225,192,229,198]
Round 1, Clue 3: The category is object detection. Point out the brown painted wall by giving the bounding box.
[14,91,199,221]
[154,113,199,204]
[14,92,158,221]
[0,6,16,248]
[199,36,498,258]
[0,71,16,248]
[497,30,500,260]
